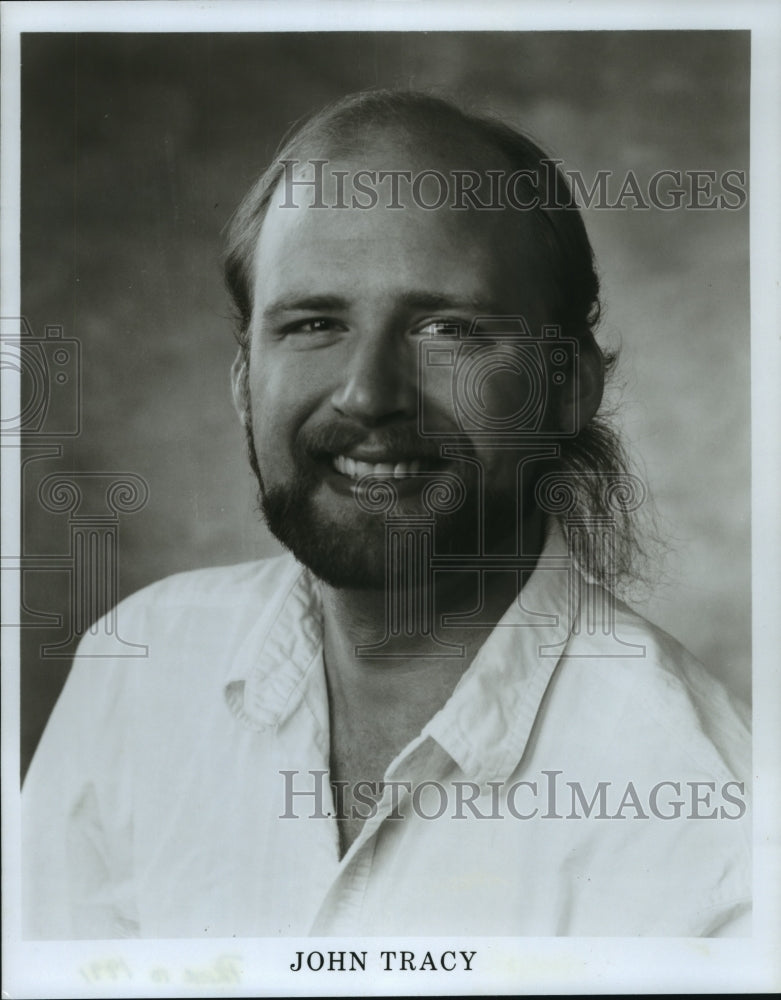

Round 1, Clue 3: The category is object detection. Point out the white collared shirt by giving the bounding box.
[22,528,751,938]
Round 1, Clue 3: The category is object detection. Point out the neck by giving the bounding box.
[320,509,548,856]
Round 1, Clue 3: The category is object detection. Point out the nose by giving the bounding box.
[330,332,417,425]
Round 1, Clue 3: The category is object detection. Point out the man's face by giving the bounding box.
[238,144,560,588]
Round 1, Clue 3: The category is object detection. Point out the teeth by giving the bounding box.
[333,456,423,479]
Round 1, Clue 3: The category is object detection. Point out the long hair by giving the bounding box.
[223,89,657,593]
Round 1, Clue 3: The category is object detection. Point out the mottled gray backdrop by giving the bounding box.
[20,32,750,777]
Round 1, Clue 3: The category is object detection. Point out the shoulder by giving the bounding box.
[80,551,303,639]
[70,551,309,680]
[120,551,303,612]
[559,587,750,785]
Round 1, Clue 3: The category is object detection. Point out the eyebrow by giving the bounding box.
[260,291,492,320]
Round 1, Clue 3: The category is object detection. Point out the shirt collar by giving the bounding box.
[224,558,324,730]
[224,524,578,783]
[422,524,577,783]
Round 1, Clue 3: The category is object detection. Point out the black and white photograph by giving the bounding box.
[2,1,779,995]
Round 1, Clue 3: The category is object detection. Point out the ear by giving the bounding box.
[230,349,250,427]
[558,333,604,433]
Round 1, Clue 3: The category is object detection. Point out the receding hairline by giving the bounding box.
[287,102,522,164]
[225,90,600,346]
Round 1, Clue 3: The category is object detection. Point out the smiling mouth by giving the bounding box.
[332,455,430,480]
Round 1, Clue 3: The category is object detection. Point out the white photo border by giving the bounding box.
[2,1,779,996]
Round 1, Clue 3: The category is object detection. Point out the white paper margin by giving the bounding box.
[2,1,779,996]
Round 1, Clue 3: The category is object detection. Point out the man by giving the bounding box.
[23,90,750,938]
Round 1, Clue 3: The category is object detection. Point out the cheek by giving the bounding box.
[451,354,548,434]
[246,356,295,452]
[421,348,551,436]
[246,350,331,460]
[475,367,537,423]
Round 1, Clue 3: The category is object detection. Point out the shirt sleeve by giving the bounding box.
[22,630,140,940]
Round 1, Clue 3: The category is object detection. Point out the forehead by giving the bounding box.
[251,137,547,316]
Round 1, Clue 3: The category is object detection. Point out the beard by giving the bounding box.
[243,414,537,590]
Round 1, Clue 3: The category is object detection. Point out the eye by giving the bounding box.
[281,317,346,336]
[414,318,466,338]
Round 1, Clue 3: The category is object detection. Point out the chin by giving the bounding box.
[256,467,525,591]
[259,485,388,589]
[301,557,387,591]
[287,529,389,590]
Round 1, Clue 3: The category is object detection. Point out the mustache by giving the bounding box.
[295,420,455,462]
